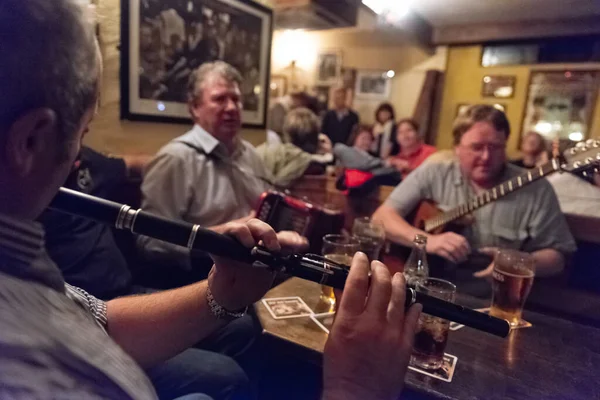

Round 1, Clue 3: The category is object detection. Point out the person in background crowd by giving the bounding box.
[388,118,437,178]
[138,61,272,273]
[267,91,312,144]
[335,125,381,171]
[374,105,576,297]
[257,108,333,187]
[372,103,396,159]
[0,2,422,399]
[334,125,402,194]
[40,147,143,300]
[511,131,549,169]
[321,87,360,145]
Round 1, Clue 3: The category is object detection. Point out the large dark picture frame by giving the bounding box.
[121,0,273,127]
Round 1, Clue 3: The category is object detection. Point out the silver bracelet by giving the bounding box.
[206,286,247,321]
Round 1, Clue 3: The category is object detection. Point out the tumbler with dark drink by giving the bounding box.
[489,250,535,327]
[411,278,456,370]
[412,314,450,370]
[352,217,385,261]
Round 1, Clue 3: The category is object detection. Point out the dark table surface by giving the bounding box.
[255,278,600,400]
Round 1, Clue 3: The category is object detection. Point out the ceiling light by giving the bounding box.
[386,70,396,78]
[363,0,412,18]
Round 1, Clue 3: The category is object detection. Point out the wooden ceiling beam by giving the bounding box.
[433,16,600,45]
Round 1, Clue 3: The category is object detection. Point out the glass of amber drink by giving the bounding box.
[411,278,456,370]
[489,249,535,327]
[320,234,359,307]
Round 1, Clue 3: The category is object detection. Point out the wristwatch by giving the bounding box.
[206,286,248,321]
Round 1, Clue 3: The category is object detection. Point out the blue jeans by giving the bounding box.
[145,314,260,400]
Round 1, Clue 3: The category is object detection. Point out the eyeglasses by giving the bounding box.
[463,143,506,155]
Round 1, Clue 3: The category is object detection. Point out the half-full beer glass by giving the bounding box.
[321,235,359,306]
[411,278,456,370]
[489,249,535,327]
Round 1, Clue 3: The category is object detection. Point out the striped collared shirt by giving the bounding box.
[0,213,157,399]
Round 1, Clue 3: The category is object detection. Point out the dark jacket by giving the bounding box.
[321,109,359,145]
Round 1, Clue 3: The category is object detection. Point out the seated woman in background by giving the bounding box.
[257,107,333,187]
[511,131,549,168]
[334,125,381,170]
[372,102,396,159]
[388,118,436,177]
[334,125,401,193]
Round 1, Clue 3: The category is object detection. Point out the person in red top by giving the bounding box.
[388,118,437,177]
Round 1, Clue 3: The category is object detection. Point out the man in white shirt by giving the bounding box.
[138,62,272,271]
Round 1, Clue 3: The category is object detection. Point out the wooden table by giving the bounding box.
[255,278,600,400]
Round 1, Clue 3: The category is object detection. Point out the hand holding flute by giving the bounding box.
[213,222,423,400]
[212,221,423,400]
[323,254,421,400]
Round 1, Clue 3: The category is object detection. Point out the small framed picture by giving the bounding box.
[482,75,516,98]
[270,74,288,100]
[355,70,392,100]
[316,50,343,85]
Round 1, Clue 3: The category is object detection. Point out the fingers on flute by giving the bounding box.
[226,223,255,249]
[365,261,392,321]
[387,272,407,325]
[247,219,281,252]
[338,252,369,317]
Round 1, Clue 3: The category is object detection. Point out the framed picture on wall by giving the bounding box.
[521,70,599,142]
[481,75,516,98]
[316,50,342,85]
[355,71,392,100]
[120,0,273,127]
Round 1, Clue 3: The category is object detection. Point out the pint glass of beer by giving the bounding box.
[321,235,359,306]
[411,278,456,370]
[489,249,535,327]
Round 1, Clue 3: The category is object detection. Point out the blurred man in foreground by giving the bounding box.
[0,1,420,399]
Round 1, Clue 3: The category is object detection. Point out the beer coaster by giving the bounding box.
[310,312,336,334]
[408,353,458,383]
[262,297,313,320]
[449,308,490,331]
